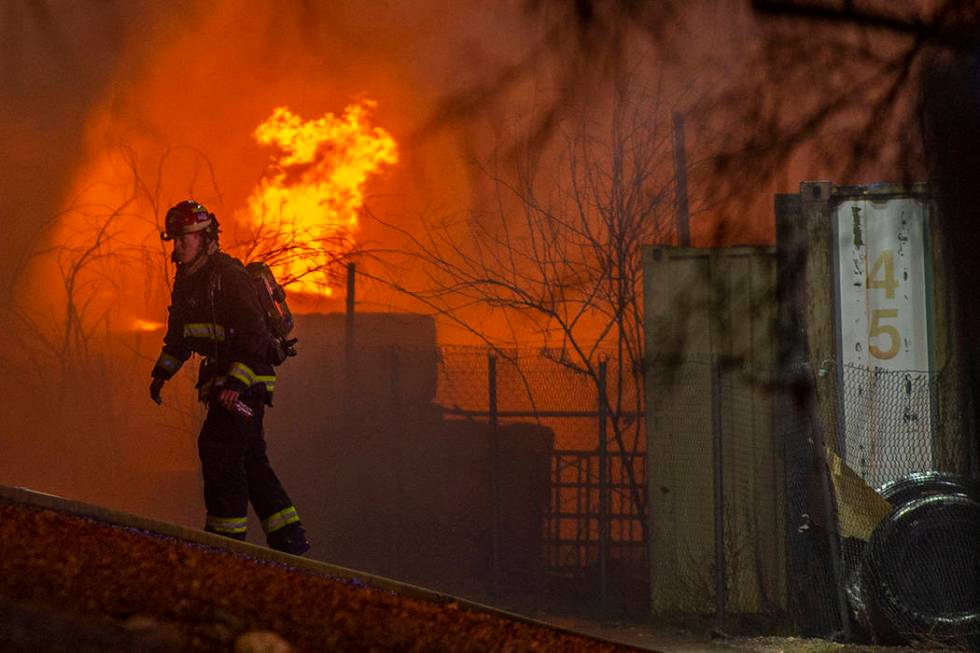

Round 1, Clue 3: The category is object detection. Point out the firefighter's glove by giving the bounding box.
[218,387,241,412]
[268,337,298,365]
[150,377,165,405]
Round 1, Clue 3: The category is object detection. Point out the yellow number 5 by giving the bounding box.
[869,309,900,359]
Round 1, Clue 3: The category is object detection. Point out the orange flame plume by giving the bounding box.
[243,100,397,298]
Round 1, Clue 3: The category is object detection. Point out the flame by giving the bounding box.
[244,100,397,297]
[132,318,165,332]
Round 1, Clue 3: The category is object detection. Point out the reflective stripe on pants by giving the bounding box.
[198,393,301,545]
[261,506,300,534]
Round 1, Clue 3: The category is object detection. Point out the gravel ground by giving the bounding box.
[0,501,640,652]
[724,636,957,653]
[554,621,953,653]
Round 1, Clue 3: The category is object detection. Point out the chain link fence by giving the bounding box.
[812,362,980,649]
[647,356,785,623]
[434,346,648,614]
[4,306,648,618]
[16,307,974,636]
[831,364,969,487]
[648,354,979,648]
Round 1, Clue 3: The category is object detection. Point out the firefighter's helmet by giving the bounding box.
[161,200,219,241]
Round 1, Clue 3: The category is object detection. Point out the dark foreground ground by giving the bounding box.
[0,501,640,652]
[0,495,948,653]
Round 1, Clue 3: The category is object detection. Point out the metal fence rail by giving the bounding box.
[435,347,648,611]
[545,450,646,573]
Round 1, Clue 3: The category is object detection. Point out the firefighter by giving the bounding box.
[148,200,310,555]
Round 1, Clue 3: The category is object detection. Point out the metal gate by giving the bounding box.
[438,348,648,611]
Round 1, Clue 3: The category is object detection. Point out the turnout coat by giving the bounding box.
[151,252,278,405]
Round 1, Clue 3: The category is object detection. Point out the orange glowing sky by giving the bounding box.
[18,1,495,332]
[6,1,815,342]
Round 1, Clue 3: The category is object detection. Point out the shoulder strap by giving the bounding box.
[207,260,222,360]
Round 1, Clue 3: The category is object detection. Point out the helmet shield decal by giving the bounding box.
[162,200,215,241]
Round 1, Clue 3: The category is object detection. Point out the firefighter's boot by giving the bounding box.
[267,522,310,556]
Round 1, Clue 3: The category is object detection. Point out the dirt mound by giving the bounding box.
[0,501,636,652]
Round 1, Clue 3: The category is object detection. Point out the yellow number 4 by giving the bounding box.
[868,250,898,299]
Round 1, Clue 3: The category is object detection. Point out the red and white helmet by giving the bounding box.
[161,200,219,241]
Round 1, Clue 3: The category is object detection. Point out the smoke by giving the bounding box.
[0,0,815,526]
[0,0,541,512]
[0,2,139,299]
[5,1,545,320]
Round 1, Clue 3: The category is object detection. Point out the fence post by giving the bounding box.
[389,346,401,577]
[488,351,501,597]
[712,357,726,629]
[968,382,979,479]
[672,112,691,247]
[803,364,854,641]
[344,263,356,419]
[389,346,400,402]
[598,359,609,612]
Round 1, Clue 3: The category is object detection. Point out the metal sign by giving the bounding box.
[835,197,933,487]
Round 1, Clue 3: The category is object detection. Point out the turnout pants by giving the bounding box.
[197,391,303,548]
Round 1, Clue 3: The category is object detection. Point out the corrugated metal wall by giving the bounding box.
[642,246,785,616]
